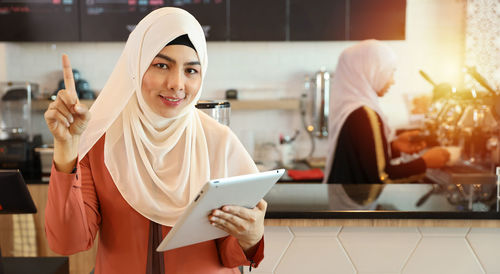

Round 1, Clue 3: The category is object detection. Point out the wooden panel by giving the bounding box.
[2,185,97,274]
[229,99,300,110]
[0,214,14,256]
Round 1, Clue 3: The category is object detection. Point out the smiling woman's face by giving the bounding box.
[141,45,202,118]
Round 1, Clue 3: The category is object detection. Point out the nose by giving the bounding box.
[165,68,184,92]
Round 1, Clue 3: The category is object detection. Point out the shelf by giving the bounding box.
[31,99,94,111]
[31,98,300,112]
[228,99,300,110]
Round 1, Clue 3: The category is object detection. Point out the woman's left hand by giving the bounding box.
[209,199,267,254]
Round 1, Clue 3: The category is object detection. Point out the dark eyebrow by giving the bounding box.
[155,53,200,66]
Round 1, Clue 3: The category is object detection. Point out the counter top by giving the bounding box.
[264,183,500,220]
[26,176,500,220]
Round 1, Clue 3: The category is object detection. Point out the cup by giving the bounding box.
[280,143,295,169]
[444,146,462,166]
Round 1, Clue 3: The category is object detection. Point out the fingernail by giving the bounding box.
[66,121,70,127]
[75,104,84,112]
[69,115,74,123]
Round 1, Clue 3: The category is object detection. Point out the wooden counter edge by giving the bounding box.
[265,218,500,228]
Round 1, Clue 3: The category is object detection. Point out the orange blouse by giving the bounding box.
[45,136,264,274]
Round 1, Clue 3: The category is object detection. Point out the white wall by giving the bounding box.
[0,0,466,159]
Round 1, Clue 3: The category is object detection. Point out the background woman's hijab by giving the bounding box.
[78,7,213,226]
[323,39,397,184]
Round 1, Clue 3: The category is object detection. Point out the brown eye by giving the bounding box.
[186,68,198,74]
[154,63,168,69]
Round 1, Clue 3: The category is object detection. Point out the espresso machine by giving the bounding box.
[419,68,500,185]
[0,82,41,180]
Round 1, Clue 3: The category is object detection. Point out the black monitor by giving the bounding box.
[2,257,69,274]
[0,170,37,214]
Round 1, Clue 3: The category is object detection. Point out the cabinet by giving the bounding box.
[0,0,406,42]
[229,0,287,41]
[289,0,347,41]
[349,0,406,40]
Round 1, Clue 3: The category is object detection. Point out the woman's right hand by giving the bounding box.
[421,147,450,169]
[45,54,90,142]
[44,54,91,172]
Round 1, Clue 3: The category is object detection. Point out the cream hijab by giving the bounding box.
[323,40,397,184]
[78,7,253,226]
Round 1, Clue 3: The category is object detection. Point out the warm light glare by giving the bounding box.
[471,89,477,98]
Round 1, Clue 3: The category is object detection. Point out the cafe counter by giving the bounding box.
[253,183,500,274]
[3,183,500,274]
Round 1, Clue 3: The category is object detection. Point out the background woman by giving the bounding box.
[323,40,450,184]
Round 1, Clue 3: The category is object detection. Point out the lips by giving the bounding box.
[159,94,183,106]
[160,95,181,102]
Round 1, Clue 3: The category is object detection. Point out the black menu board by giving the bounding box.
[349,0,406,40]
[0,0,79,41]
[229,0,286,41]
[80,0,227,41]
[289,0,346,41]
[0,0,407,41]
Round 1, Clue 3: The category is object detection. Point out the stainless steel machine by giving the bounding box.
[195,100,231,126]
[418,68,500,186]
[300,68,331,159]
[0,82,41,180]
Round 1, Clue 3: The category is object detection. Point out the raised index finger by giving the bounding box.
[61,54,79,104]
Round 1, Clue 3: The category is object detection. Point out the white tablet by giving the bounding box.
[156,169,285,252]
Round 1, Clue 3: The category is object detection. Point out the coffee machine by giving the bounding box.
[419,68,500,185]
[0,82,41,180]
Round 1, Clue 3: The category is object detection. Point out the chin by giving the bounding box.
[159,111,178,118]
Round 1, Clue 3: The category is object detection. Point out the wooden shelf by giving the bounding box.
[31,98,300,111]
[228,99,300,110]
[31,99,94,111]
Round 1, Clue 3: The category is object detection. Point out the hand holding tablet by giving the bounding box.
[156,169,284,252]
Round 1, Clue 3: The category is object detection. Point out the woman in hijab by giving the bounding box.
[44,8,264,273]
[323,40,450,184]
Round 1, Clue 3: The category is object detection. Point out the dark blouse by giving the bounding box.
[327,106,426,184]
